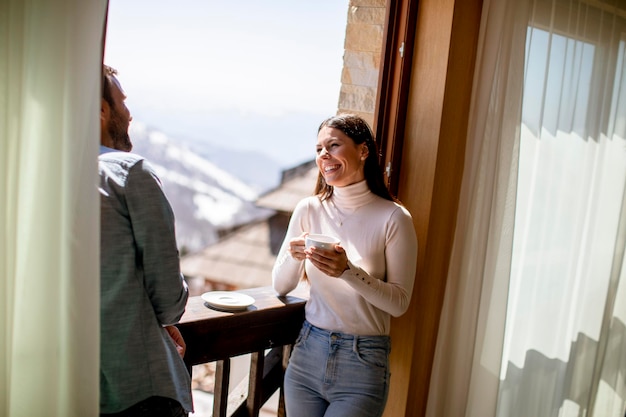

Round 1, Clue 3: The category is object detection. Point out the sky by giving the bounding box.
[104,0,349,167]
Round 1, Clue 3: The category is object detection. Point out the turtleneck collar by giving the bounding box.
[331,180,376,209]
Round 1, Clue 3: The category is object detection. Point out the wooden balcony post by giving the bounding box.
[247,351,264,416]
[214,359,231,417]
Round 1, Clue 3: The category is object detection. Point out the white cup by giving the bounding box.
[305,234,340,250]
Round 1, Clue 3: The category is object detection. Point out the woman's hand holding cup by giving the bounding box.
[304,234,347,277]
[288,233,308,261]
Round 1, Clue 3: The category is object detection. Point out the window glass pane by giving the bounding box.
[522,28,594,138]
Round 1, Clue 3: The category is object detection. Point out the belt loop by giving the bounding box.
[302,320,312,340]
[353,335,359,352]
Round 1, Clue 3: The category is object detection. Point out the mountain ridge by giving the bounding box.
[129,122,280,253]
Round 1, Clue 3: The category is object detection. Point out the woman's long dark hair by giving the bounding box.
[314,113,396,202]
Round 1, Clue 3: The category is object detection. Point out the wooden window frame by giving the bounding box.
[374,0,420,198]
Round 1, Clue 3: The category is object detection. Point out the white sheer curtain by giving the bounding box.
[501,0,626,415]
[0,1,107,415]
[426,0,626,416]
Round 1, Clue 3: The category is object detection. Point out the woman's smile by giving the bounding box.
[316,127,367,187]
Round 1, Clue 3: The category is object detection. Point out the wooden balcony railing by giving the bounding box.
[177,285,308,417]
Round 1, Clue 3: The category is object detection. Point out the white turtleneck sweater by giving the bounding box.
[272,180,418,336]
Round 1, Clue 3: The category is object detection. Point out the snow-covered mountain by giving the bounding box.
[129,122,280,253]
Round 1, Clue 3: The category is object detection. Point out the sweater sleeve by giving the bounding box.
[341,205,418,317]
[272,199,309,296]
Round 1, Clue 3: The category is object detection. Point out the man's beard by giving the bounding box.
[107,109,132,151]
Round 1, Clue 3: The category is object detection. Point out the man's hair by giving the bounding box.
[102,65,118,107]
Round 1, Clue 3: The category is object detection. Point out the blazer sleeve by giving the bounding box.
[125,159,188,325]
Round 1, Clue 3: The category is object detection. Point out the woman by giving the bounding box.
[272,113,418,417]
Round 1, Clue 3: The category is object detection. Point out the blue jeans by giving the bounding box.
[284,320,391,417]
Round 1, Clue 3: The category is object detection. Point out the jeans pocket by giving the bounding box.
[355,344,388,368]
[293,325,309,348]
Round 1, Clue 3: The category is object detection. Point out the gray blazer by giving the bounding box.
[99,148,192,413]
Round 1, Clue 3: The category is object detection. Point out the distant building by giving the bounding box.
[181,160,319,295]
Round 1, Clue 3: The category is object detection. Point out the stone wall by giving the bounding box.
[337,0,387,128]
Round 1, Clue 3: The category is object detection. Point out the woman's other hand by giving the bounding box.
[289,233,308,261]
[305,244,348,277]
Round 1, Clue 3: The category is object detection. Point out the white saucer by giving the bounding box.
[201,291,255,311]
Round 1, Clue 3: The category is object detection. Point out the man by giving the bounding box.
[99,65,193,416]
